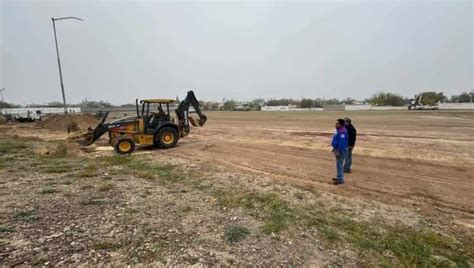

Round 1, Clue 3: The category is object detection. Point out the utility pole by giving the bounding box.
[0,88,5,114]
[0,88,5,102]
[51,16,84,133]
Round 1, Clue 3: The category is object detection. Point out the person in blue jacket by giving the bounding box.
[331,119,348,185]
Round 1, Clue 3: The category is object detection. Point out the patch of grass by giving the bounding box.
[130,241,165,263]
[32,255,48,265]
[131,162,184,183]
[39,187,59,195]
[224,225,250,243]
[76,163,98,178]
[0,226,15,233]
[98,183,114,192]
[303,207,469,267]
[100,155,132,166]
[14,210,37,222]
[92,242,121,250]
[215,191,295,234]
[213,188,470,266]
[43,163,71,173]
[320,226,339,241]
[0,141,29,154]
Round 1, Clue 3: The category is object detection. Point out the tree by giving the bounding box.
[450,92,472,103]
[300,98,314,108]
[420,91,447,105]
[341,97,356,104]
[368,92,405,106]
[80,99,113,108]
[322,98,341,105]
[265,98,299,106]
[223,100,237,110]
[0,101,21,108]
[252,99,266,105]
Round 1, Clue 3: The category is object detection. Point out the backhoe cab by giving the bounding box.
[82,90,207,154]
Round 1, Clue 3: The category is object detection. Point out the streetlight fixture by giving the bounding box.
[51,16,84,133]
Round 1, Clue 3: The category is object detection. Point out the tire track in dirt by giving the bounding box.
[168,137,474,216]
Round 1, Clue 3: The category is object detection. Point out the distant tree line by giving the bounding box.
[1,91,471,111]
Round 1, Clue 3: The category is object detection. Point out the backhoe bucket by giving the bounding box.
[189,114,207,127]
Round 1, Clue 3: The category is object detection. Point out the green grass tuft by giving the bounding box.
[0,226,15,233]
[43,163,71,173]
[224,225,250,243]
[76,163,98,177]
[215,191,295,234]
[32,255,48,265]
[14,210,37,222]
[39,187,59,195]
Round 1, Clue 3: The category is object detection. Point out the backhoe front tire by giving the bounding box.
[114,137,135,155]
[155,127,179,149]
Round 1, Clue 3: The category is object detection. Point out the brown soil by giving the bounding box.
[38,114,99,132]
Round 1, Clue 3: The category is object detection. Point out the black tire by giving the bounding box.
[154,126,179,149]
[114,137,136,154]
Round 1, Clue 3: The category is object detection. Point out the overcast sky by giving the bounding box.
[1,0,472,105]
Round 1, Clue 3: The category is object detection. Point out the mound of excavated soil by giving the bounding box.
[38,114,99,132]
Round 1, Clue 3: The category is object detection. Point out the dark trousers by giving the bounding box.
[344,147,353,171]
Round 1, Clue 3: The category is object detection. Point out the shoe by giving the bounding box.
[344,169,351,173]
[332,177,338,181]
[333,180,344,185]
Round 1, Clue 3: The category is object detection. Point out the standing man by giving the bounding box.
[331,119,348,185]
[344,118,357,173]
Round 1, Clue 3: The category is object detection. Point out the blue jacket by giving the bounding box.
[332,127,348,151]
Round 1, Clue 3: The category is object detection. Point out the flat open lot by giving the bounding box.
[182,111,474,224]
[1,110,473,266]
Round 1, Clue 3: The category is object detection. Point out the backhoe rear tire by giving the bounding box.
[155,127,179,149]
[114,137,135,155]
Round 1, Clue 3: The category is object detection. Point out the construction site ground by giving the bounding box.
[0,110,473,266]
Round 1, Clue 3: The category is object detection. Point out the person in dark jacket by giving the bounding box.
[331,119,348,184]
[343,117,357,173]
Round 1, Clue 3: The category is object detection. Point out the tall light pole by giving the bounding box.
[51,16,84,133]
[0,88,5,102]
[0,88,5,114]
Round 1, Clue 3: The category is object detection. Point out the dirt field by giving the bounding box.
[1,110,473,266]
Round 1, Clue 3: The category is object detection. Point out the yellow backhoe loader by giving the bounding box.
[81,90,207,154]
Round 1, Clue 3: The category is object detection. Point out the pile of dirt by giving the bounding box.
[38,114,99,132]
[0,116,7,125]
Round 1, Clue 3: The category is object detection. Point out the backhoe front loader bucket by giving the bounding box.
[77,112,110,146]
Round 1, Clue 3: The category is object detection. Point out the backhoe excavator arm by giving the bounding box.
[175,90,207,136]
